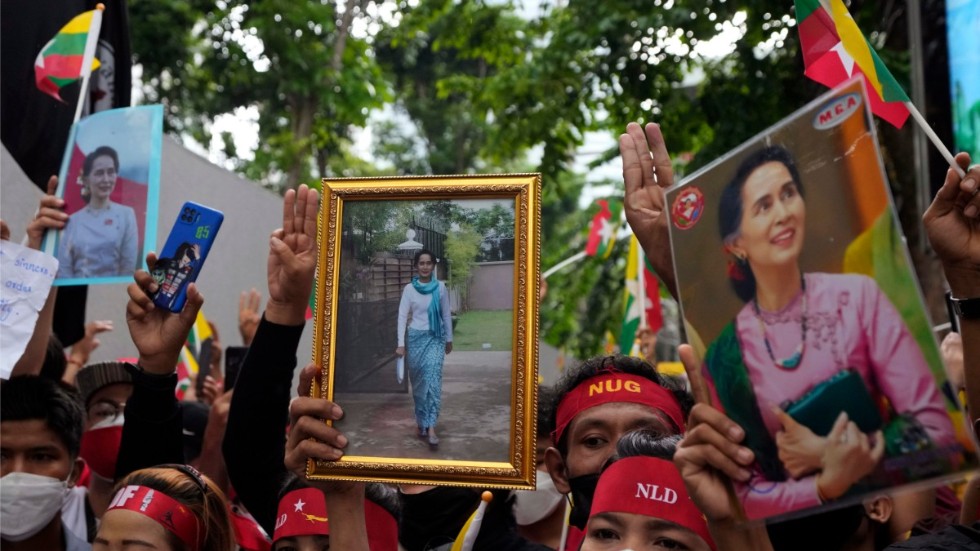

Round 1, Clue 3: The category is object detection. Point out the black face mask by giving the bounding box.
[399,487,480,550]
[566,472,601,529]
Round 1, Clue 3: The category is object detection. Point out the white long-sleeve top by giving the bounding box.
[397,280,453,346]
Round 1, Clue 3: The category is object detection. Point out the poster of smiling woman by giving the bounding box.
[42,105,162,285]
[666,78,976,523]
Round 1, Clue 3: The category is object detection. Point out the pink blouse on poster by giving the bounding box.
[706,273,956,519]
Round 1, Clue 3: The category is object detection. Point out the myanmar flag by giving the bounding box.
[175,345,200,400]
[794,0,910,128]
[585,199,622,258]
[619,236,663,355]
[34,8,103,102]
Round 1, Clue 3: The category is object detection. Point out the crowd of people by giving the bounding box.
[2,122,979,551]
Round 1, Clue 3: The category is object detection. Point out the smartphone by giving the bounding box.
[151,202,224,312]
[224,346,248,392]
[193,338,214,400]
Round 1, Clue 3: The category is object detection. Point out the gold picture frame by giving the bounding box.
[308,174,541,489]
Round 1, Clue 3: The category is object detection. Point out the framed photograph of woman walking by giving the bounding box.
[41,105,163,286]
[309,173,541,489]
[665,78,977,523]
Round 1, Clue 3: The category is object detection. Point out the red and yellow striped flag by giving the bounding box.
[34,7,103,102]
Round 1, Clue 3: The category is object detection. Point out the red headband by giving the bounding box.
[274,488,330,541]
[552,372,685,443]
[365,498,399,550]
[106,485,202,551]
[590,456,715,550]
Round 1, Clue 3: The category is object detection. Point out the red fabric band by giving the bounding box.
[589,456,715,550]
[106,485,202,551]
[274,488,330,541]
[364,498,399,550]
[552,372,685,443]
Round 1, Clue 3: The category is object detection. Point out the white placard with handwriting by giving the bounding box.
[1,240,58,379]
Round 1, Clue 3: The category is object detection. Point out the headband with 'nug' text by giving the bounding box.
[552,372,685,443]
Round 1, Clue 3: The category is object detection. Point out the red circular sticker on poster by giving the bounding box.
[671,186,705,230]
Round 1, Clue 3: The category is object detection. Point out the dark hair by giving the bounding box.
[1,375,84,458]
[614,431,682,462]
[82,145,120,177]
[718,146,804,303]
[39,333,67,382]
[174,242,197,262]
[413,249,435,266]
[118,466,235,551]
[365,483,401,521]
[547,355,694,456]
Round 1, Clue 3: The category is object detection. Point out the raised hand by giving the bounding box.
[26,175,68,250]
[125,254,204,374]
[923,154,980,297]
[238,288,262,345]
[620,122,678,296]
[266,184,319,326]
[66,320,114,369]
[772,407,825,479]
[673,345,754,523]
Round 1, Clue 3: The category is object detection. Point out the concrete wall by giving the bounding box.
[465,261,514,311]
[1,138,313,369]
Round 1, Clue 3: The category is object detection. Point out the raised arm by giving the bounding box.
[223,184,319,533]
[11,176,67,377]
[116,254,204,478]
[621,122,678,297]
[923,154,980,438]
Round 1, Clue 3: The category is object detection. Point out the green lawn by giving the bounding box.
[452,309,513,351]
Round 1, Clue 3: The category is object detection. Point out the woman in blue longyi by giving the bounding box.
[395,249,453,449]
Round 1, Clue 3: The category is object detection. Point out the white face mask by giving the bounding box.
[0,471,71,541]
[514,471,564,526]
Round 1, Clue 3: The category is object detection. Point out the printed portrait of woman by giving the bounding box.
[394,249,453,449]
[56,145,139,279]
[701,146,957,520]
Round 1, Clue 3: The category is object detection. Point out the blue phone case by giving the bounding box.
[151,202,224,312]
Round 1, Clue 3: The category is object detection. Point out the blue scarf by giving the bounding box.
[411,276,442,338]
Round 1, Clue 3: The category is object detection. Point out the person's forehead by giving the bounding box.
[89,382,133,408]
[91,155,115,168]
[744,162,793,194]
[99,509,172,544]
[567,402,670,436]
[595,511,704,542]
[0,419,70,454]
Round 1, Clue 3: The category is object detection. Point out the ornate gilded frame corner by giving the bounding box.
[308,174,541,489]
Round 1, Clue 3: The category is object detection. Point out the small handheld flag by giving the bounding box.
[450,491,493,551]
[794,0,909,128]
[585,199,622,258]
[794,0,965,175]
[34,6,104,104]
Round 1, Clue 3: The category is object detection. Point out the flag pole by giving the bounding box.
[637,240,648,331]
[72,4,104,123]
[904,101,966,178]
[542,251,587,280]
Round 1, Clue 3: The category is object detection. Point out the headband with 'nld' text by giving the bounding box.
[590,456,715,550]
